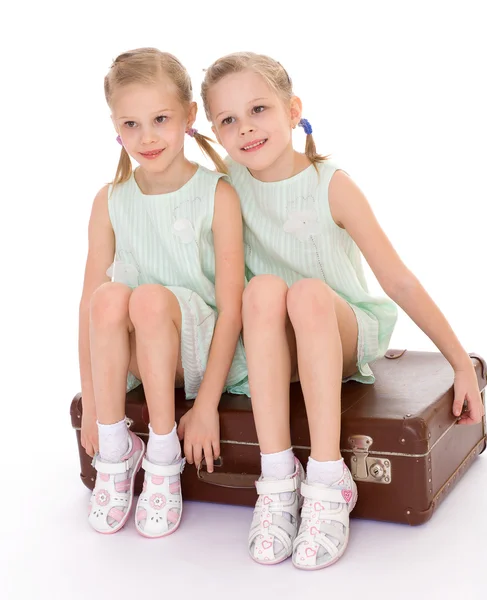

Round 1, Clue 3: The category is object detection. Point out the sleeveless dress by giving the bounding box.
[226,157,398,383]
[108,164,248,398]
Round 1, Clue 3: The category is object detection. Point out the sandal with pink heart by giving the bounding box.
[248,457,305,565]
[292,463,358,570]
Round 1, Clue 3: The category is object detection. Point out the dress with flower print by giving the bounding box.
[225,157,398,384]
[107,164,248,397]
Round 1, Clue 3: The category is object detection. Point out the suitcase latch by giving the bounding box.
[348,435,391,484]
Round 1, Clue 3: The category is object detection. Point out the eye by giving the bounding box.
[155,115,167,124]
[253,106,266,114]
[221,116,235,126]
[124,121,136,128]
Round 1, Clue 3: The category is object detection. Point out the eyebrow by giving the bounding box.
[215,97,269,120]
[117,108,175,120]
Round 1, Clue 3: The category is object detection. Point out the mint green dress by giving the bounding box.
[108,164,248,398]
[226,157,398,383]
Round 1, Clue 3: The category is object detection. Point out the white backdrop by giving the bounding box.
[1,1,486,598]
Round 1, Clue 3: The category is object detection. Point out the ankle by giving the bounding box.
[147,423,181,465]
[261,447,295,479]
[307,457,344,486]
[97,418,129,463]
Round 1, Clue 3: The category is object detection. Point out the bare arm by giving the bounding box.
[329,170,472,373]
[78,185,116,418]
[194,179,245,409]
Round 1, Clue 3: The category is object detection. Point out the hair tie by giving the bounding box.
[116,135,123,146]
[186,128,198,137]
[298,118,313,135]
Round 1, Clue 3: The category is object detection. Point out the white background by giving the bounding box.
[1,1,486,598]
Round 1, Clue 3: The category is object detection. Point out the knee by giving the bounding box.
[129,284,174,328]
[242,275,288,324]
[90,282,131,328]
[286,279,335,325]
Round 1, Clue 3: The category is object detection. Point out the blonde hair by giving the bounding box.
[201,52,328,168]
[105,48,227,185]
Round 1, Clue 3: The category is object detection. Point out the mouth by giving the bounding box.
[241,139,267,152]
[139,149,164,159]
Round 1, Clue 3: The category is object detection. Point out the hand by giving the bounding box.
[452,366,485,425]
[81,411,99,457]
[177,405,220,473]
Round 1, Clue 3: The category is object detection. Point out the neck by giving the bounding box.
[134,151,197,195]
[248,144,311,182]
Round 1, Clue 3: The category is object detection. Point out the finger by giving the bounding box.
[213,441,221,461]
[204,444,214,473]
[471,411,483,425]
[452,395,465,417]
[457,414,473,425]
[177,421,185,441]
[184,440,194,465]
[193,444,203,469]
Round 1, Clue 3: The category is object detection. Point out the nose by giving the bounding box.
[140,125,159,145]
[239,122,255,136]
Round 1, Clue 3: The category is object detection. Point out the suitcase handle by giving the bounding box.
[196,458,257,489]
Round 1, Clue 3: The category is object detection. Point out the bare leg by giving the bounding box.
[129,284,183,435]
[286,279,358,462]
[129,285,185,537]
[90,282,134,425]
[242,275,296,454]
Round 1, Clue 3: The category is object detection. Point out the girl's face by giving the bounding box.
[207,69,301,172]
[111,77,195,174]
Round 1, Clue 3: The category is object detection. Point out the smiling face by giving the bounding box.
[110,77,195,174]
[207,69,301,174]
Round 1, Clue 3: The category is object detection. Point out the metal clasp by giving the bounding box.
[348,435,391,484]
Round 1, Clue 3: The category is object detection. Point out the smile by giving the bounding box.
[241,139,267,152]
[140,149,164,159]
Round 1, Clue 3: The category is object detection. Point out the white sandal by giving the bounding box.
[248,457,305,565]
[135,456,186,538]
[88,431,145,534]
[292,465,358,570]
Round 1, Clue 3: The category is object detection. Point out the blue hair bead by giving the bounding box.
[298,118,313,135]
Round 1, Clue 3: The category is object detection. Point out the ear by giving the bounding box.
[187,101,197,128]
[290,96,303,128]
[211,124,222,145]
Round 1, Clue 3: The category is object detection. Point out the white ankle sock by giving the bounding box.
[97,418,129,463]
[147,423,181,466]
[261,447,295,479]
[307,457,344,486]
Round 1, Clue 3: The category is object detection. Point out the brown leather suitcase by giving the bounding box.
[70,349,486,525]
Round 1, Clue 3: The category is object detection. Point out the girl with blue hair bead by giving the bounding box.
[199,51,484,570]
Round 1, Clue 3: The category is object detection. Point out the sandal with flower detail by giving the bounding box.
[88,430,145,534]
[135,456,186,538]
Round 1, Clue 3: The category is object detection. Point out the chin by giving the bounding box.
[142,157,172,173]
[240,153,277,173]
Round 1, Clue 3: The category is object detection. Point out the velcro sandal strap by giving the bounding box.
[94,456,135,475]
[256,476,299,495]
[300,482,348,504]
[142,457,186,476]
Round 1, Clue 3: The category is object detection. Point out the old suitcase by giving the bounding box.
[70,349,486,525]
